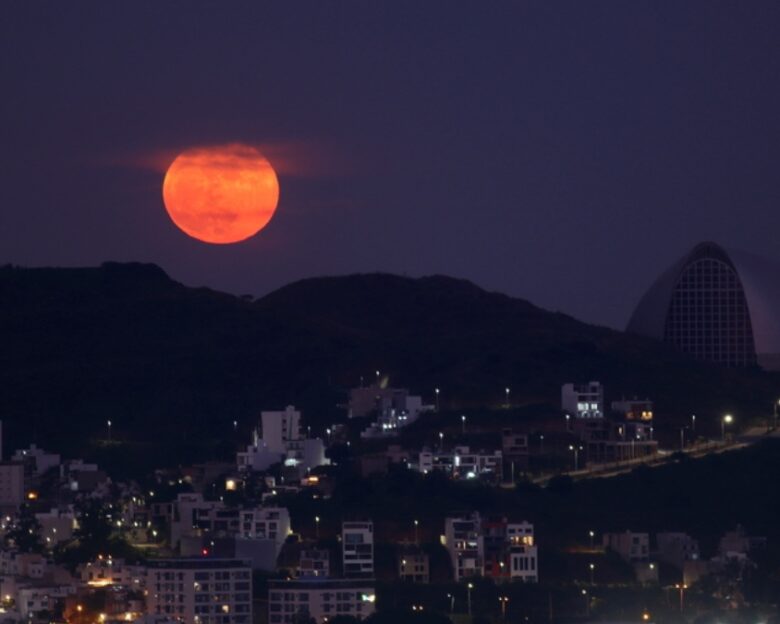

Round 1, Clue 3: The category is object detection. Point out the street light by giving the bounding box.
[722,414,733,442]
[315,516,320,540]
[461,415,466,435]
[438,431,444,451]
[467,582,474,616]
[414,519,419,545]
[569,445,582,471]
[565,413,571,431]
[499,596,509,619]
[107,420,112,443]
[674,583,688,611]
[588,530,595,549]
[446,593,455,614]
[539,434,545,455]
[691,414,696,437]
[589,562,595,584]
[582,588,589,616]
[435,388,440,411]
[505,387,510,407]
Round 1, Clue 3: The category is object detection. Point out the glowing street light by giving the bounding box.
[565,413,571,431]
[314,516,320,540]
[435,388,441,411]
[691,414,696,436]
[414,519,419,545]
[674,583,688,611]
[467,582,474,616]
[446,593,455,614]
[589,562,595,584]
[461,414,466,435]
[499,595,509,619]
[505,387,510,407]
[569,445,582,471]
[722,414,734,442]
[588,530,595,549]
[107,420,112,443]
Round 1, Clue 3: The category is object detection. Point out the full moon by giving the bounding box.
[162,144,280,244]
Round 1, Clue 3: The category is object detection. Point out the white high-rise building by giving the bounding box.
[342,522,374,578]
[146,559,252,624]
[262,406,303,454]
[238,406,328,474]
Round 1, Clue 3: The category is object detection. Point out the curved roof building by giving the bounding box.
[627,242,780,371]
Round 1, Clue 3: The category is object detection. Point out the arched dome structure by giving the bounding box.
[627,242,780,371]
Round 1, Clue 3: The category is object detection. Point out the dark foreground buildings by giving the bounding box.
[628,241,780,371]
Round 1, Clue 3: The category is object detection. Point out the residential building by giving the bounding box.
[442,513,483,582]
[237,406,328,474]
[611,399,654,422]
[414,446,502,480]
[268,578,376,624]
[146,559,252,624]
[398,547,429,583]
[561,382,604,419]
[603,531,650,563]
[342,522,374,578]
[297,548,330,579]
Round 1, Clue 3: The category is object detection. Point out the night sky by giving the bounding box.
[2,2,779,329]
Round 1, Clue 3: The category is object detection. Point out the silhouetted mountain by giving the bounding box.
[0,263,776,466]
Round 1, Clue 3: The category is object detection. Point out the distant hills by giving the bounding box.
[0,262,777,465]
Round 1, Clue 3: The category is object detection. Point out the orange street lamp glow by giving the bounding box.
[162,144,280,244]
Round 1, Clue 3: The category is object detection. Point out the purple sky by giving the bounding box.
[2,2,779,329]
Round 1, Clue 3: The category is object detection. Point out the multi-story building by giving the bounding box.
[397,548,429,583]
[561,382,604,419]
[239,507,291,550]
[442,513,483,582]
[603,531,650,563]
[342,522,374,578]
[414,447,502,480]
[146,559,252,624]
[507,522,538,583]
[297,548,330,579]
[237,406,328,474]
[268,579,376,624]
[611,399,654,422]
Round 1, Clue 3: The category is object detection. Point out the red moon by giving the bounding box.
[162,144,280,244]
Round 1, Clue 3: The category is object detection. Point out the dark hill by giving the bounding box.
[0,263,777,466]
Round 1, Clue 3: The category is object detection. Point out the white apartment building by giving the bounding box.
[239,507,291,550]
[507,522,538,583]
[415,447,502,479]
[603,531,650,563]
[342,522,374,578]
[442,513,483,582]
[146,559,252,624]
[268,579,376,624]
[237,406,328,474]
[561,382,604,419]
